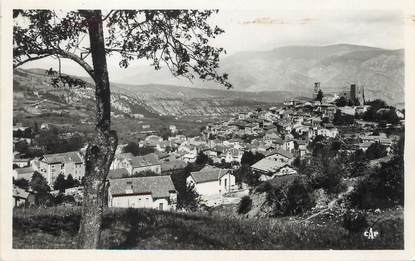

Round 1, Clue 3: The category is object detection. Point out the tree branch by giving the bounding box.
[57,49,95,81]
[102,10,115,22]
[14,49,96,81]
[13,54,52,69]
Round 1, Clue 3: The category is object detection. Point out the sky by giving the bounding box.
[20,7,405,79]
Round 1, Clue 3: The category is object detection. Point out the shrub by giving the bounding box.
[195,151,209,165]
[53,174,67,193]
[30,171,50,194]
[348,155,403,209]
[349,161,370,178]
[307,158,347,195]
[255,181,272,193]
[129,170,159,178]
[241,151,264,166]
[177,183,201,211]
[238,196,252,214]
[333,110,354,125]
[272,177,314,216]
[123,141,140,156]
[234,165,261,187]
[14,178,29,190]
[342,209,368,233]
[260,177,314,217]
[365,142,387,160]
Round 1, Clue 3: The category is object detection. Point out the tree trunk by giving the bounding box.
[77,10,118,249]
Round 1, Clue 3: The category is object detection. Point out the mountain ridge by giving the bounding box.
[109,44,404,106]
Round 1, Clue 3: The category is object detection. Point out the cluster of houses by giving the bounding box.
[12,86,404,210]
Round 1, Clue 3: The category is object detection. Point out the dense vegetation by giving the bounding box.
[13,207,403,249]
[348,136,404,209]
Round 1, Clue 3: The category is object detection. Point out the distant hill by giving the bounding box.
[111,44,404,107]
[14,69,297,119]
[109,82,302,116]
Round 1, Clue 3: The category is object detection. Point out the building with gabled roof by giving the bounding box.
[187,165,236,198]
[107,168,130,179]
[110,152,134,170]
[13,167,35,182]
[121,153,161,175]
[161,160,187,175]
[108,175,177,210]
[265,148,294,162]
[251,159,297,181]
[39,151,84,184]
[13,158,31,168]
[13,186,32,207]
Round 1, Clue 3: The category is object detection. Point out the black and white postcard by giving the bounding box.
[1,0,414,260]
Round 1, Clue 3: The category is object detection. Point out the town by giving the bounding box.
[7,6,408,254]
[12,82,405,217]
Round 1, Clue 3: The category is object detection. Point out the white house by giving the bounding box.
[317,124,339,138]
[169,125,178,134]
[224,148,244,163]
[144,135,163,147]
[13,186,31,207]
[110,152,134,170]
[108,175,177,211]
[187,166,236,197]
[13,158,31,168]
[13,167,35,182]
[283,139,296,152]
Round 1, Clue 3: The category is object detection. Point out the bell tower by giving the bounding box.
[313,82,320,99]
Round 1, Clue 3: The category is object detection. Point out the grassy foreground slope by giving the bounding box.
[13,207,403,250]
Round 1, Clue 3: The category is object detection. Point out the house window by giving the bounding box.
[219,179,221,186]
[159,202,164,210]
[224,178,227,188]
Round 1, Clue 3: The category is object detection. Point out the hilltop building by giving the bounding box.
[339,84,365,105]
[312,82,321,100]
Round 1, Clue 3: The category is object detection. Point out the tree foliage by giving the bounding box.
[238,196,252,214]
[53,173,67,193]
[342,210,369,233]
[14,9,231,249]
[14,140,29,155]
[234,165,261,187]
[14,10,231,88]
[262,177,314,216]
[123,142,140,156]
[362,99,399,124]
[159,127,173,140]
[30,171,50,194]
[335,96,348,107]
[240,151,264,166]
[195,151,210,165]
[348,135,404,209]
[35,128,85,154]
[316,89,324,102]
[129,170,159,177]
[14,178,30,190]
[177,183,201,211]
[333,110,354,125]
[365,142,387,160]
